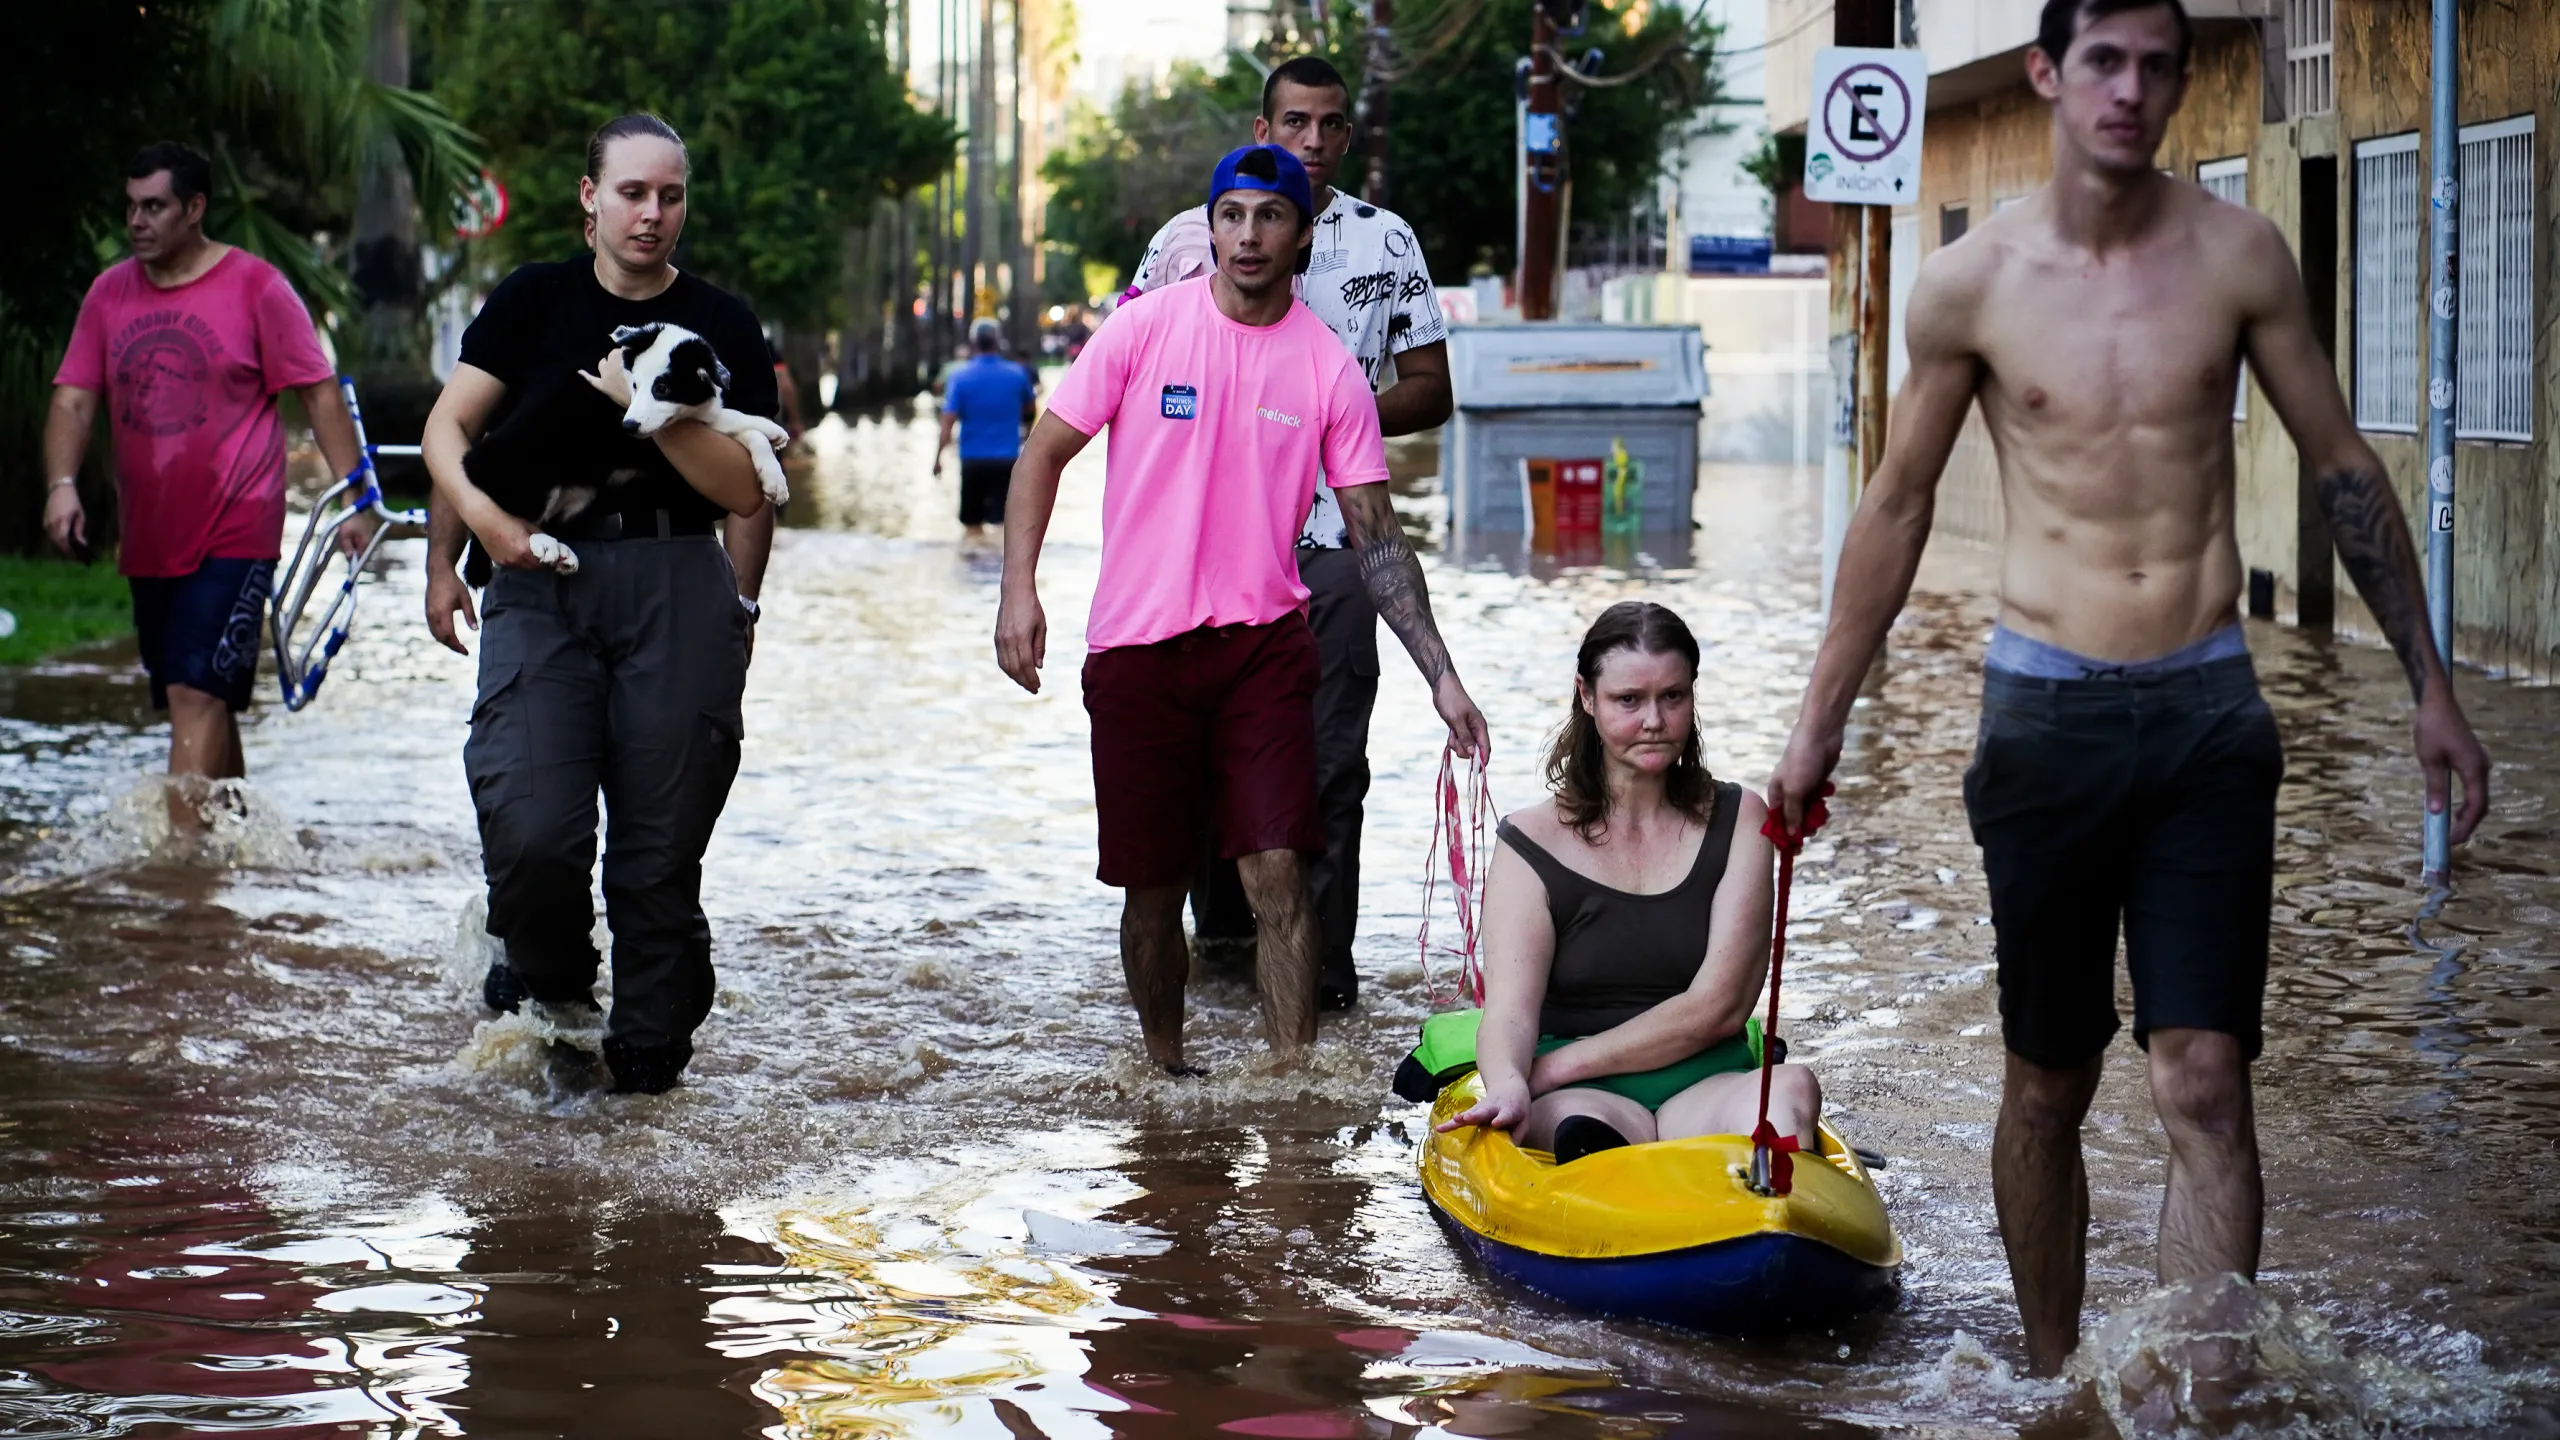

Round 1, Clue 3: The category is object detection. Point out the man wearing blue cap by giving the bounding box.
[1127,57,1452,1013]
[994,143,1486,1074]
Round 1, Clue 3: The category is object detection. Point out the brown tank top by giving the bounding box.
[1496,782,1744,1037]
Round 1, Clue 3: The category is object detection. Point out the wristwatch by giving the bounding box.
[738,595,761,623]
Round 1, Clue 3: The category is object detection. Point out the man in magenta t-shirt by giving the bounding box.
[995,144,1489,1074]
[44,143,367,818]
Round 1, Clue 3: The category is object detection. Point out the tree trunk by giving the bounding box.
[351,0,422,367]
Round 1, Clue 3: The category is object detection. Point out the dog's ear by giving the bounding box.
[613,323,664,366]
[704,350,733,394]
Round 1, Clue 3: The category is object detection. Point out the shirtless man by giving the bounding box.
[1767,0,2490,1376]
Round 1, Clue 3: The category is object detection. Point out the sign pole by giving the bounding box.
[2419,0,2459,886]
[1809,1,1903,613]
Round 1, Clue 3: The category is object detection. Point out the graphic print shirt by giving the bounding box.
[1129,190,1446,548]
[54,250,335,577]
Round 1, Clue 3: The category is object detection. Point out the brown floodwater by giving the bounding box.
[0,394,2554,1439]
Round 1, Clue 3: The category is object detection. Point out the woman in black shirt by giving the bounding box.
[1441,602,1824,1162]
[420,113,780,1094]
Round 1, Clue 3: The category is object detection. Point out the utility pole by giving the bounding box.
[1008,0,1038,356]
[1359,0,1392,203]
[959,0,995,323]
[2419,0,2459,885]
[1517,0,1563,319]
[891,0,919,391]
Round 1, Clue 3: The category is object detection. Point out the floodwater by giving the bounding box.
[1,392,2555,1439]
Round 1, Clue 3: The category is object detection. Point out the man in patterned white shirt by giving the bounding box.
[1124,55,1452,1011]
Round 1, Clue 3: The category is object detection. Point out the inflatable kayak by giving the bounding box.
[1418,1071,1902,1332]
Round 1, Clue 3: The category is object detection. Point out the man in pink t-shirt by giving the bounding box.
[44,143,367,816]
[996,144,1489,1074]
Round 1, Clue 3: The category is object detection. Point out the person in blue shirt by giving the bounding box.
[933,318,1039,541]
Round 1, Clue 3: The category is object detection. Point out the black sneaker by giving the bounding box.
[482,958,528,1014]
[603,1037,691,1095]
[1553,1114,1632,1165]
[1317,955,1358,1012]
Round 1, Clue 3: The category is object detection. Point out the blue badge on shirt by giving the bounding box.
[1161,384,1198,420]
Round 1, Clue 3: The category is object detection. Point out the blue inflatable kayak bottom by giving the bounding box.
[1437,1210,1901,1333]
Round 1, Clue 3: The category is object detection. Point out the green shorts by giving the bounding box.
[1393,1008,1764,1112]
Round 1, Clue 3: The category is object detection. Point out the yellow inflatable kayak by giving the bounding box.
[1420,1072,1902,1332]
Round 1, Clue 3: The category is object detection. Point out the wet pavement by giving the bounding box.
[0,390,2554,1438]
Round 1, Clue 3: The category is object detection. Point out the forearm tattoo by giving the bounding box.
[1349,499,1453,687]
[2316,466,2434,699]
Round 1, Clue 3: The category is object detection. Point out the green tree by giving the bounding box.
[1041,61,1263,288]
[1042,0,1715,291]
[428,0,953,333]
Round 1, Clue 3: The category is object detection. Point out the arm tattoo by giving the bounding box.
[2316,465,2434,699]
[1346,494,1453,687]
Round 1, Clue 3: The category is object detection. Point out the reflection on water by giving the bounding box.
[0,398,2554,1438]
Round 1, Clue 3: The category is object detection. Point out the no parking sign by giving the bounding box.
[1804,47,1928,205]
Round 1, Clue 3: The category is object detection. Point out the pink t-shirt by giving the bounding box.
[1048,279,1388,651]
[53,249,335,577]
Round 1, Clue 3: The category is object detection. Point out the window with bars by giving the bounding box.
[2198,159,2250,421]
[2457,116,2534,441]
[2353,133,2421,432]
[2286,0,2333,117]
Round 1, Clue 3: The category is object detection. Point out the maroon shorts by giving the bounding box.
[1082,616,1324,889]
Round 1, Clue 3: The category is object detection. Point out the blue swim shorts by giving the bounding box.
[129,557,275,712]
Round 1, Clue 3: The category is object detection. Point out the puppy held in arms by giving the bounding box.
[458,324,789,584]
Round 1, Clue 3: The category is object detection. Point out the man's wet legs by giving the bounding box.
[1299,545,1378,1009]
[1121,884,1192,1070]
[1236,848,1317,1051]
[163,684,245,831]
[2147,1028,2261,1284]
[1994,1048,2104,1376]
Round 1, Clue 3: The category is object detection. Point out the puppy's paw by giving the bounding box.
[744,415,792,452]
[528,534,581,575]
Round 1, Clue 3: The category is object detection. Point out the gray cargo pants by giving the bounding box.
[1190,544,1379,990]
[463,532,749,1066]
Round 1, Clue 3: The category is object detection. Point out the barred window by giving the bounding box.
[2286,0,2333,117]
[2457,116,2534,441]
[2198,158,2250,421]
[2353,133,2421,432]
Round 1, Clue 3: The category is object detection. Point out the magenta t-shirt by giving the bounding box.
[1047,279,1389,651]
[53,249,335,578]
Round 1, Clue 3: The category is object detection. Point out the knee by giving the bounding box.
[1122,884,1186,928]
[2149,1032,2250,1140]
[1235,851,1308,912]
[1773,1064,1822,1117]
[2003,1054,2100,1137]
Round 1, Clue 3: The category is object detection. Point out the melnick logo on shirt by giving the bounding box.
[1255,406,1302,428]
[1161,384,1198,420]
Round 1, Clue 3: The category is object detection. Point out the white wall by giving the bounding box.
[1669,0,1776,244]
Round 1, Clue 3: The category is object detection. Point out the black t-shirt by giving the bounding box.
[459,258,781,526]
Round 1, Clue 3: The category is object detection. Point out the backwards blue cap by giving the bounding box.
[1207,144,1315,225]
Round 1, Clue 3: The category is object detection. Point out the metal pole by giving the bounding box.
[2419,0,2459,886]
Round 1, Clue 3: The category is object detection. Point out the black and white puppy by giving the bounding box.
[606,323,791,510]
[459,366,641,582]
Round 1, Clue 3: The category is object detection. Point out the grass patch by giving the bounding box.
[0,554,130,666]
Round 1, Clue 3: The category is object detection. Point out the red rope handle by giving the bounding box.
[1750,782,1833,1196]
[1418,744,1495,1007]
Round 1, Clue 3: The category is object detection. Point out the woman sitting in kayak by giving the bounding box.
[1440,600,1821,1163]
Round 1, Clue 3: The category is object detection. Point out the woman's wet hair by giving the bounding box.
[585,112,688,180]
[1545,601,1712,840]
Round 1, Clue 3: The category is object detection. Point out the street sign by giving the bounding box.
[1804,47,1928,206]
[453,169,509,241]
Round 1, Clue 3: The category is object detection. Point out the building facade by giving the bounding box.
[1767,0,2557,679]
